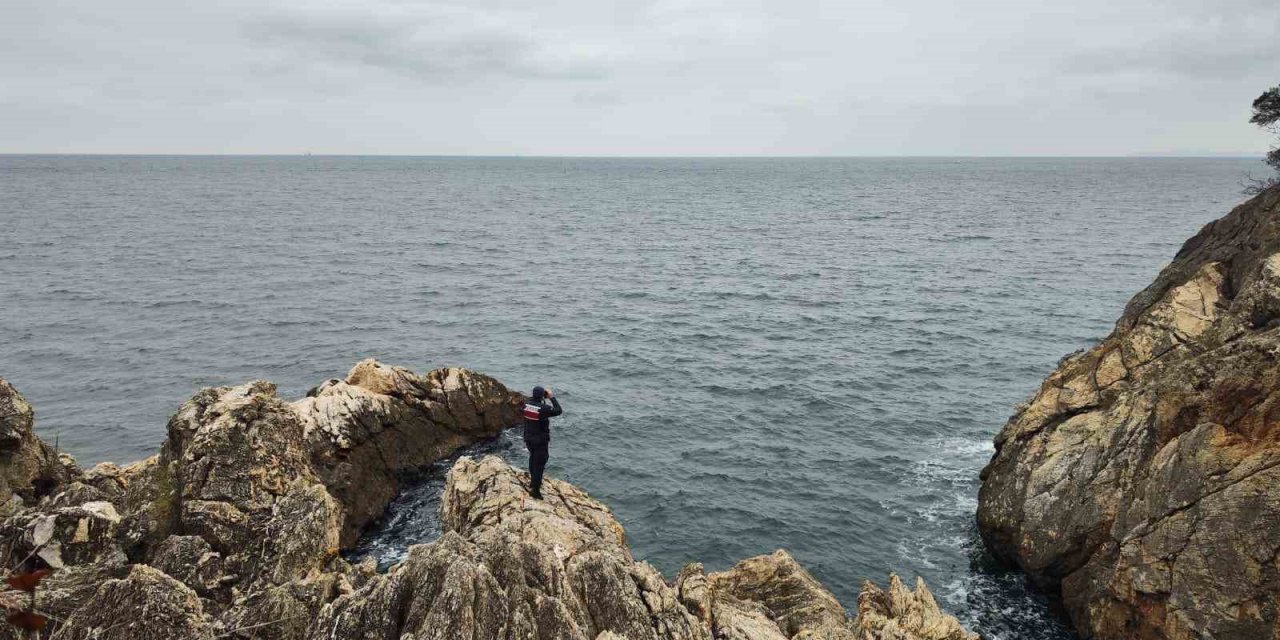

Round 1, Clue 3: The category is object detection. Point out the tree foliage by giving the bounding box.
[1248,85,1280,193]
[1251,87,1280,130]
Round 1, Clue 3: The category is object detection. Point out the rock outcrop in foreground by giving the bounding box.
[0,361,973,639]
[978,187,1280,639]
[0,378,78,505]
[317,455,975,640]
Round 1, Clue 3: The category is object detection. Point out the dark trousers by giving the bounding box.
[526,440,549,495]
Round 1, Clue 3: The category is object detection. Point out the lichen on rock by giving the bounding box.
[60,565,216,640]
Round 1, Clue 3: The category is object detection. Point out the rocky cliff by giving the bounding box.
[978,186,1280,639]
[0,360,973,640]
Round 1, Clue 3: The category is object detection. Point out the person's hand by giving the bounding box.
[544,388,554,398]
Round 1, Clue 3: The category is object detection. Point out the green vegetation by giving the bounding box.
[1249,84,1280,193]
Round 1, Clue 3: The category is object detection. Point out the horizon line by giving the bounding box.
[0,152,1264,159]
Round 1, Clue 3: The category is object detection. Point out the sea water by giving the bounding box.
[0,155,1261,638]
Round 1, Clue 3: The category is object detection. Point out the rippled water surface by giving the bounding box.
[0,156,1260,638]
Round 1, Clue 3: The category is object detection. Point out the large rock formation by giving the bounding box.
[978,186,1280,639]
[0,360,521,639]
[294,359,525,544]
[313,455,976,640]
[0,361,973,640]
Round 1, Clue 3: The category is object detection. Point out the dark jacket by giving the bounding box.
[522,397,562,445]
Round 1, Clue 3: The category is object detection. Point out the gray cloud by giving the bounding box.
[247,3,611,81]
[0,0,1276,154]
[1060,2,1280,81]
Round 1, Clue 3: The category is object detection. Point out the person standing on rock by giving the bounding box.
[522,385,562,499]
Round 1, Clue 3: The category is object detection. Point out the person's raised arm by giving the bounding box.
[543,389,563,417]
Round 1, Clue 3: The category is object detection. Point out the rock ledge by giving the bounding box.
[0,361,974,639]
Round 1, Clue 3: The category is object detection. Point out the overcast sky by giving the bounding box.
[2,0,1277,155]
